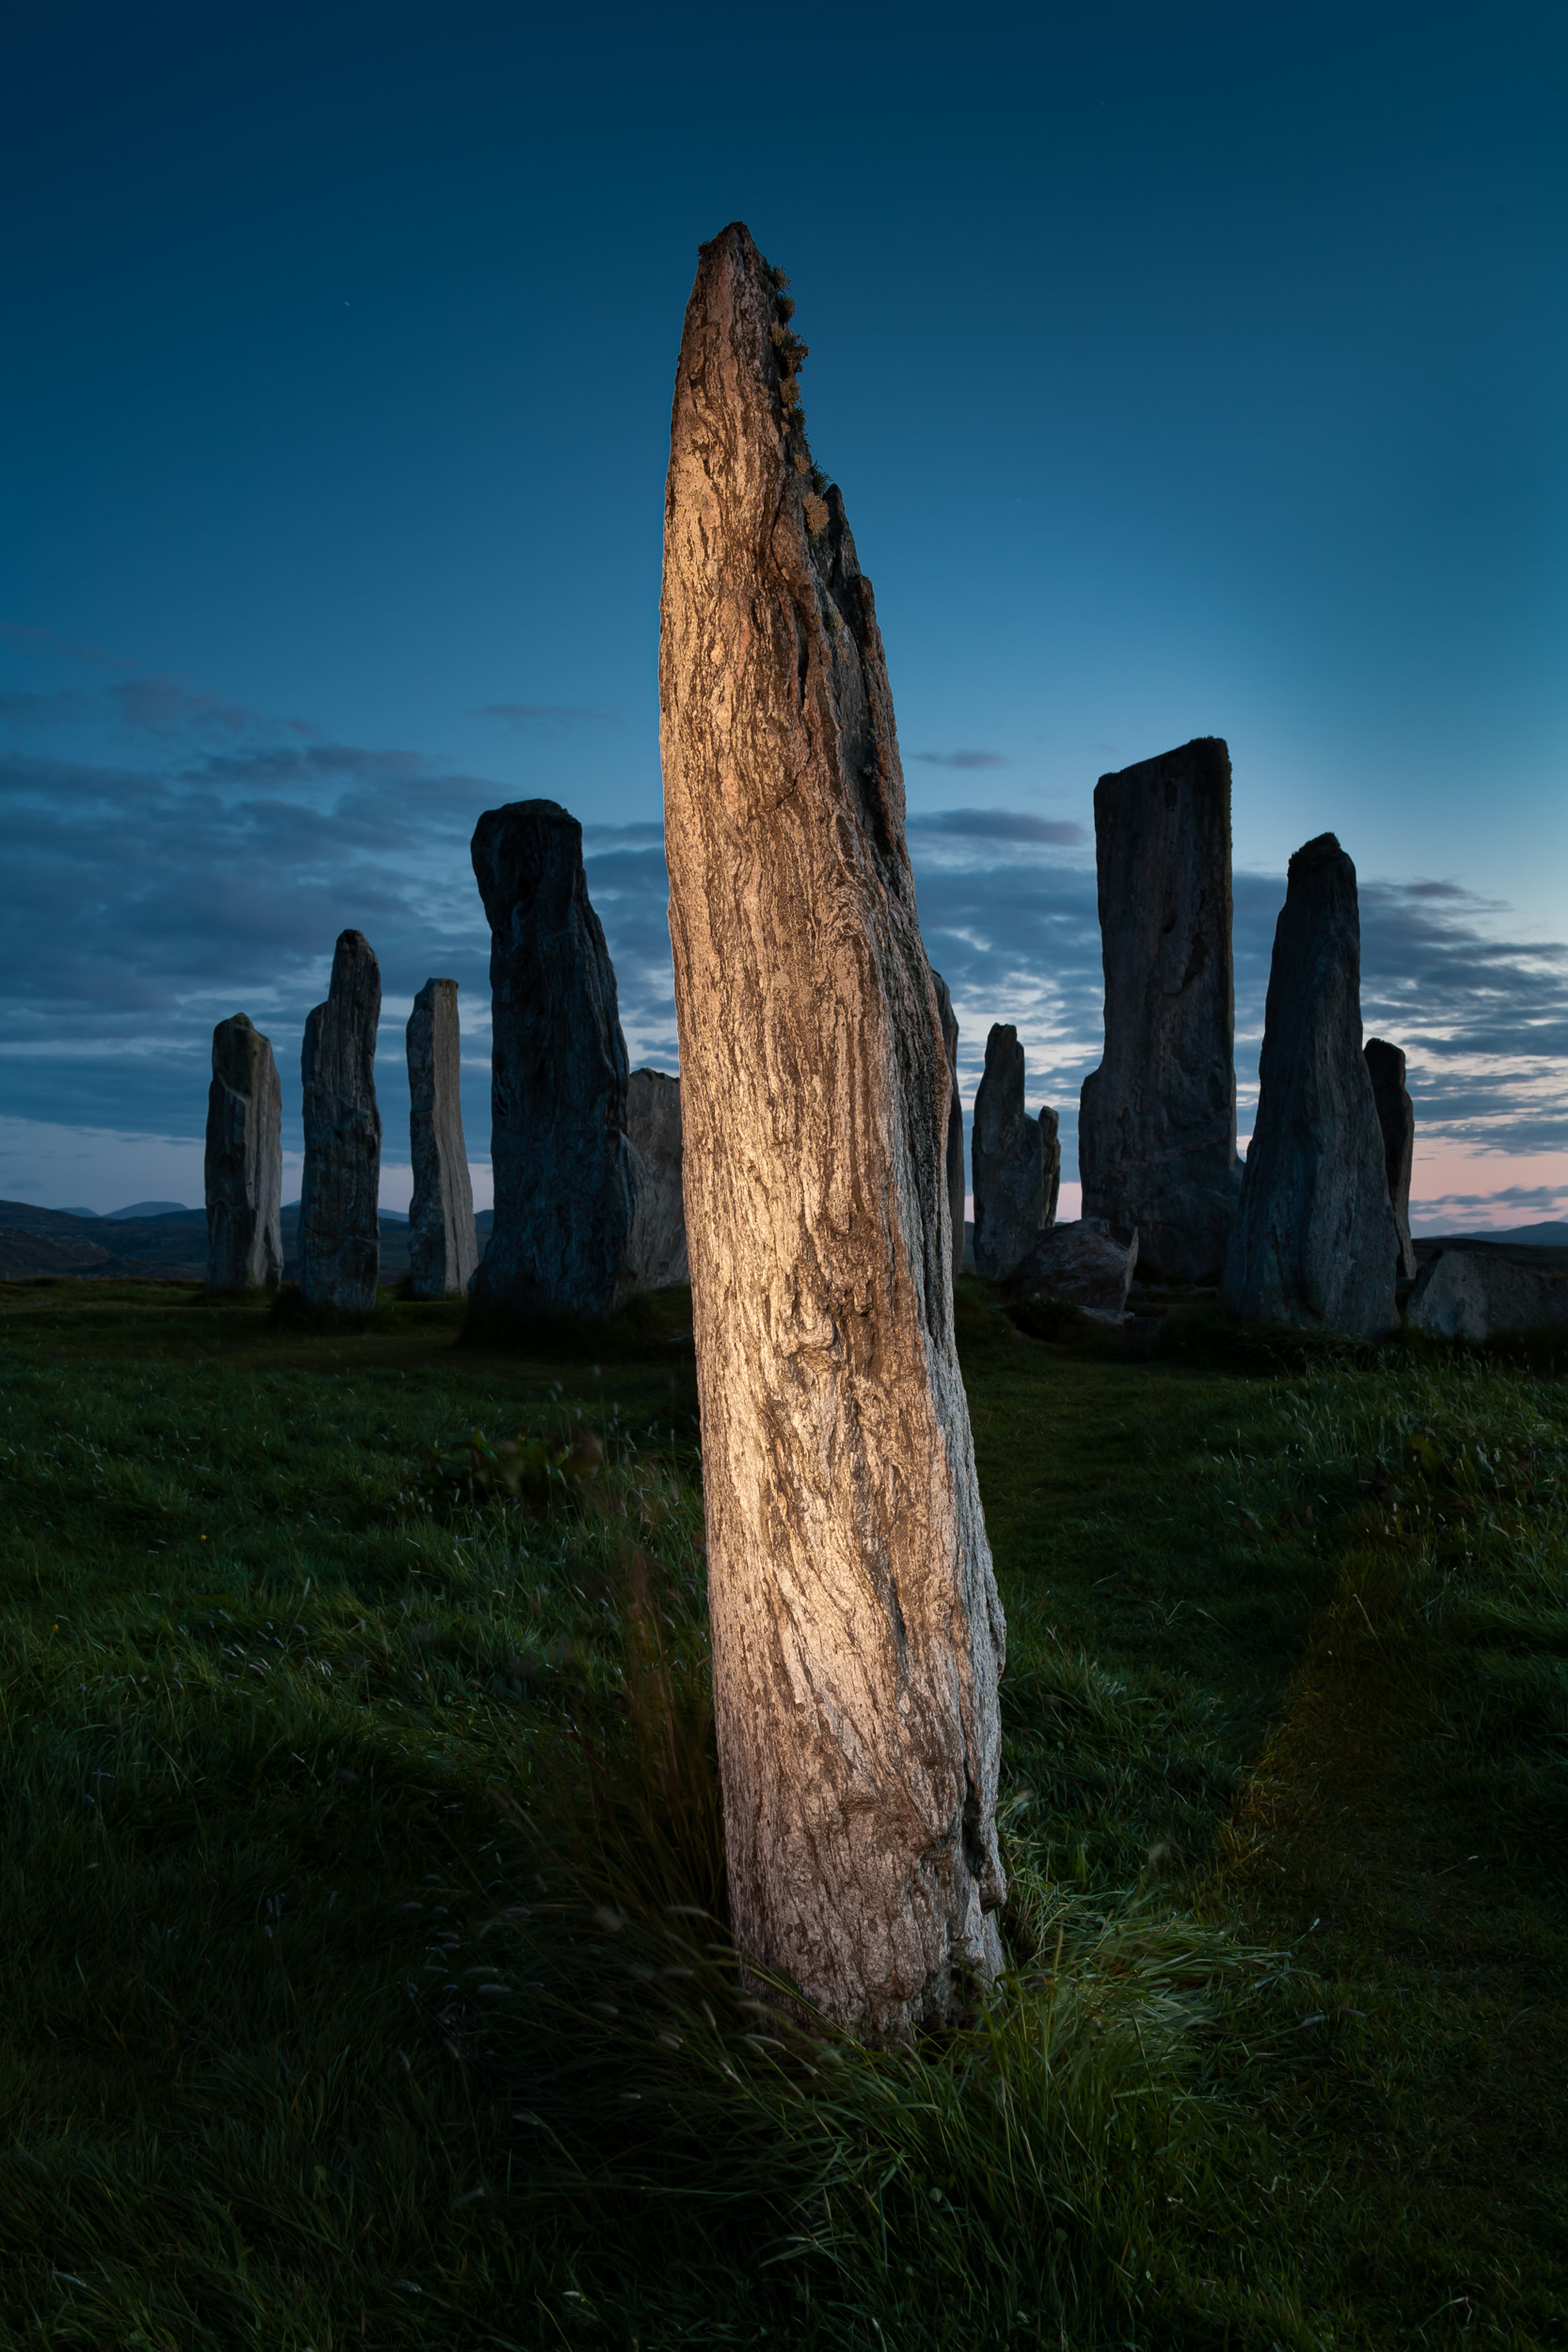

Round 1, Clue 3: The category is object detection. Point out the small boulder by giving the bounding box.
[1407,1249,1568,1342]
[1010,1217,1139,1315]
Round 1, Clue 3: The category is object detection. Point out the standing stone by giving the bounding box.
[932,973,966,1283]
[406,978,479,1298]
[972,1024,1045,1280]
[1221,835,1398,1336]
[204,1013,283,1292]
[659,222,1006,2038]
[626,1068,689,1288]
[1364,1038,1418,1279]
[299,930,382,1312]
[1039,1104,1061,1230]
[1079,738,1242,1282]
[469,800,641,1321]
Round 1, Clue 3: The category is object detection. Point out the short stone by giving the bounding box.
[299,930,383,1312]
[1038,1104,1061,1230]
[1010,1217,1139,1314]
[406,977,479,1298]
[1407,1249,1568,1342]
[204,1012,283,1292]
[626,1068,689,1288]
[972,1024,1045,1280]
[1364,1037,1418,1280]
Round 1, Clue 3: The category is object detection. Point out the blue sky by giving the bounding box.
[2,1,1564,1225]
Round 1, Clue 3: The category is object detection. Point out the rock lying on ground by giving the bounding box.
[1364,1037,1418,1280]
[299,929,383,1313]
[973,1023,1046,1279]
[406,977,479,1299]
[1221,834,1398,1337]
[470,799,641,1321]
[1078,736,1242,1282]
[205,1012,283,1293]
[1009,1217,1139,1315]
[626,1068,689,1289]
[1407,1248,1568,1342]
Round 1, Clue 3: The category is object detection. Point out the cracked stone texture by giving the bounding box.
[469,799,641,1321]
[626,1068,689,1288]
[204,1013,283,1292]
[658,219,1005,2037]
[299,930,383,1312]
[972,1024,1045,1280]
[1364,1037,1418,1280]
[1079,737,1242,1281]
[932,973,965,1285]
[406,977,479,1298]
[1221,834,1399,1336]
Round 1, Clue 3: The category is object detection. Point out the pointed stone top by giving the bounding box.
[1288,832,1347,878]
[679,219,815,466]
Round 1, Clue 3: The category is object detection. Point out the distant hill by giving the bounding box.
[104,1200,193,1219]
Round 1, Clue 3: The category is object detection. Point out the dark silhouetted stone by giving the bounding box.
[1221,835,1398,1336]
[299,930,383,1312]
[972,1024,1044,1279]
[1039,1104,1061,1230]
[626,1068,689,1288]
[932,973,965,1283]
[406,977,478,1299]
[1079,738,1242,1281]
[204,1013,283,1292]
[469,800,640,1320]
[1011,1216,1137,1314]
[1408,1248,1568,1341]
[1365,1037,1418,1279]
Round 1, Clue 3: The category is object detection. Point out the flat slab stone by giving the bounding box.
[205,1012,283,1292]
[626,1067,689,1288]
[1079,738,1242,1281]
[973,1024,1045,1279]
[406,977,479,1298]
[1407,1248,1568,1341]
[1222,834,1398,1337]
[299,930,383,1312]
[1010,1216,1138,1313]
[469,799,640,1320]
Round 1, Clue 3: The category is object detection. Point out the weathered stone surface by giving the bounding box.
[1221,835,1398,1336]
[299,930,382,1312]
[1079,738,1242,1281]
[972,1024,1045,1280]
[469,800,641,1321]
[406,977,479,1299]
[1039,1104,1061,1230]
[204,1013,283,1292]
[932,973,966,1283]
[1365,1037,1418,1280]
[1407,1248,1568,1341]
[659,221,1005,2037]
[626,1068,689,1288]
[1011,1216,1138,1313]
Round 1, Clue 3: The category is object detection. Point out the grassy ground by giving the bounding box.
[0,1277,1563,2349]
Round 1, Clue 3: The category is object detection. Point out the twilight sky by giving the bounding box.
[2,1,1564,1226]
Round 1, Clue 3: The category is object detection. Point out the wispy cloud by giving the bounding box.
[910,808,1086,847]
[476,702,620,732]
[910,747,1009,770]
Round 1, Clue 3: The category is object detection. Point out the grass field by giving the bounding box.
[0,1277,1563,2349]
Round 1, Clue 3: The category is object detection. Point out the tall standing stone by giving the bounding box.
[1039,1104,1061,1230]
[932,972,966,1281]
[659,222,1006,2038]
[469,800,641,1321]
[204,1013,283,1292]
[1364,1038,1418,1279]
[626,1068,689,1288]
[299,930,382,1312]
[1221,835,1398,1336]
[972,1024,1045,1280]
[406,977,479,1299]
[1079,738,1242,1281]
